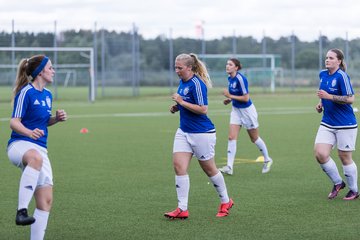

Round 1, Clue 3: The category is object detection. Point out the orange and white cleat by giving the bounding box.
[164,208,189,220]
[216,198,234,217]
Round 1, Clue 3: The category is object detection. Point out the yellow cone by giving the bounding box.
[255,156,264,162]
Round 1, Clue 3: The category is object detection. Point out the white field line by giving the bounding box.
[0,107,314,122]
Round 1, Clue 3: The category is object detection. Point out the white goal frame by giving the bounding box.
[0,47,95,102]
[198,54,279,92]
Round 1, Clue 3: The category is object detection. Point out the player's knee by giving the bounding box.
[37,198,53,212]
[314,150,328,163]
[250,136,258,143]
[338,151,353,164]
[23,149,43,170]
[228,136,236,141]
[46,197,53,210]
[173,164,186,175]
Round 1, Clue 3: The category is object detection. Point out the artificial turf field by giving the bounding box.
[0,88,359,239]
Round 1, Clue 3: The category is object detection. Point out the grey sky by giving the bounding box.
[1,0,359,41]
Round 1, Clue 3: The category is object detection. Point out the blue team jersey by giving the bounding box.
[8,83,53,148]
[228,72,253,108]
[319,68,357,128]
[177,75,215,133]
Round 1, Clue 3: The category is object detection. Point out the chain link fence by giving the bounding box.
[1,21,359,101]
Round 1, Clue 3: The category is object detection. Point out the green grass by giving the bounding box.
[1,89,360,239]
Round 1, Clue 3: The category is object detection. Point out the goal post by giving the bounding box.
[0,47,95,102]
[198,54,282,92]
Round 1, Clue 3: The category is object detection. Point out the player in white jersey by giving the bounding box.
[315,48,359,200]
[164,53,233,219]
[218,58,273,175]
[7,55,67,239]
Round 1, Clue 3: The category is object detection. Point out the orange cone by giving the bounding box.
[80,128,89,133]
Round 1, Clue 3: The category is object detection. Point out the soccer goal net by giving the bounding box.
[198,54,282,92]
[0,47,95,102]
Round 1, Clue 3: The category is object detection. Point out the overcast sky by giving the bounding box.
[1,0,359,41]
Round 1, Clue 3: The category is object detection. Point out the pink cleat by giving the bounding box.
[164,208,189,220]
[328,181,346,199]
[216,198,234,217]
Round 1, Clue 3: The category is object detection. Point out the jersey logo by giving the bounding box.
[331,79,337,87]
[33,99,40,105]
[41,100,46,106]
[184,87,189,95]
[46,96,51,108]
[231,82,237,88]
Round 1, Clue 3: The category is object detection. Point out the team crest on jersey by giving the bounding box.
[231,82,237,89]
[184,87,189,95]
[46,96,51,108]
[331,79,337,87]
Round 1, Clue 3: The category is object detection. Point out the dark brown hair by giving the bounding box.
[228,58,242,70]
[329,48,347,72]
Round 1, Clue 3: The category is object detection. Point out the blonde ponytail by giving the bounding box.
[175,53,213,88]
[189,53,212,88]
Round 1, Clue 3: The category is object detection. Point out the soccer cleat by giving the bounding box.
[218,165,233,175]
[343,190,359,200]
[262,158,273,174]
[164,208,189,220]
[216,198,234,217]
[328,181,346,199]
[15,208,36,226]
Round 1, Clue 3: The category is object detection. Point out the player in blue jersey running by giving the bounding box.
[7,55,67,239]
[315,48,359,200]
[218,58,273,175]
[164,53,233,219]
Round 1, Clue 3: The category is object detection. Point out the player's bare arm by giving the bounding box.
[317,89,354,104]
[172,93,207,115]
[332,94,355,104]
[223,89,249,103]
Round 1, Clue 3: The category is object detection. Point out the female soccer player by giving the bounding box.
[164,53,233,219]
[7,55,67,239]
[314,48,358,200]
[218,58,273,175]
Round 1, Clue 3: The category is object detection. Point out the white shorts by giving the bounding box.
[173,128,216,161]
[230,104,259,129]
[315,125,358,151]
[7,140,53,187]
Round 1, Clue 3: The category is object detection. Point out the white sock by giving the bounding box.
[18,167,40,210]
[175,175,189,211]
[343,161,358,192]
[227,140,237,168]
[31,208,49,240]
[254,137,271,162]
[320,157,343,185]
[209,171,230,203]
